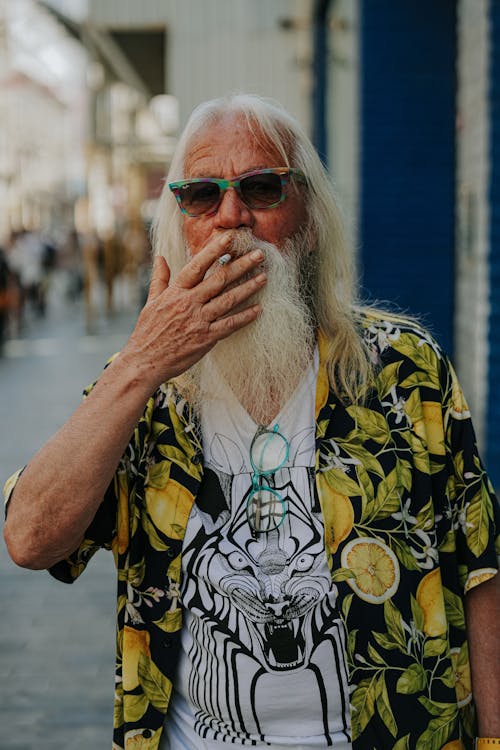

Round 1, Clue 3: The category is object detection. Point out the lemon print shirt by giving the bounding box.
[5,313,499,750]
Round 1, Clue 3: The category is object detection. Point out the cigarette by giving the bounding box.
[218,253,232,266]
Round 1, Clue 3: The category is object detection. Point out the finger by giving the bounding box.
[209,303,262,339]
[175,233,234,289]
[196,248,265,303]
[204,272,266,319]
[148,255,171,300]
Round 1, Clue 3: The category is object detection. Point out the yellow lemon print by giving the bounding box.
[450,647,472,707]
[145,478,194,539]
[340,537,400,603]
[416,568,447,637]
[441,741,466,750]
[451,370,470,419]
[317,476,354,553]
[464,567,497,593]
[413,402,445,455]
[124,728,160,748]
[122,626,151,692]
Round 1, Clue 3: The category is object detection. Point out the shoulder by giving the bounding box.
[356,307,447,371]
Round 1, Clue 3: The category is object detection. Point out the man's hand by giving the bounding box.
[121,233,266,390]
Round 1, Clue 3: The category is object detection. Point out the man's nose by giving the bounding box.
[215,187,254,229]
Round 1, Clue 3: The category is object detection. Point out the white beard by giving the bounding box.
[179,229,316,425]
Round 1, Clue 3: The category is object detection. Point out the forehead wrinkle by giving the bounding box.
[183,116,287,179]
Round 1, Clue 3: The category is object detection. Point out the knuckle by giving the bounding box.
[223,289,237,308]
[189,257,204,276]
[215,267,230,287]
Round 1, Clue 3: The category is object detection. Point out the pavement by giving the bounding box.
[0,281,139,750]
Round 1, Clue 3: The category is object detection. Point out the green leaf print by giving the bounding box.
[399,370,440,391]
[438,530,456,554]
[423,637,448,658]
[341,592,353,621]
[157,443,202,478]
[373,631,403,652]
[418,696,457,716]
[404,389,424,425]
[416,708,457,750]
[392,734,411,750]
[351,676,377,737]
[323,467,362,497]
[154,608,182,634]
[438,665,456,689]
[442,586,465,629]
[369,467,402,519]
[399,335,439,380]
[141,513,170,553]
[167,399,199,467]
[367,642,386,666]
[466,488,493,557]
[138,653,172,712]
[383,599,408,652]
[339,436,386,479]
[389,536,421,572]
[347,405,392,444]
[376,361,402,399]
[396,663,427,694]
[376,674,398,737]
[146,461,171,490]
[410,594,425,633]
[125,692,149,723]
[331,567,357,582]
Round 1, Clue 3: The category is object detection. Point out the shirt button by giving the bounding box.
[162,637,172,648]
[142,729,153,738]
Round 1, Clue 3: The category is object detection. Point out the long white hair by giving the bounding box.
[152,93,373,403]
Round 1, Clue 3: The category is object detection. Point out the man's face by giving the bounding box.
[182,115,308,254]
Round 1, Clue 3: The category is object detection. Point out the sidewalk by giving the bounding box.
[0,292,138,749]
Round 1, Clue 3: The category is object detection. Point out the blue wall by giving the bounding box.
[487,1,500,486]
[359,1,456,355]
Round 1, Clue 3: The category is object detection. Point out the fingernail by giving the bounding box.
[250,249,264,261]
[255,272,266,283]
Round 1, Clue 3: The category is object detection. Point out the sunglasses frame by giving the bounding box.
[168,167,305,217]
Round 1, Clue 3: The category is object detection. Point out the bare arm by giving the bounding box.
[4,234,266,569]
[464,572,500,737]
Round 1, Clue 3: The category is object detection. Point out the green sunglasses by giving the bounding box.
[169,167,306,217]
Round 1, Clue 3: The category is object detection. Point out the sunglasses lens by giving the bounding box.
[241,172,283,208]
[179,181,221,216]
[247,487,286,532]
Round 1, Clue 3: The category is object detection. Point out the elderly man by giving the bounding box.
[4,94,500,750]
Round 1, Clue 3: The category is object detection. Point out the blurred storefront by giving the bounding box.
[0,0,87,242]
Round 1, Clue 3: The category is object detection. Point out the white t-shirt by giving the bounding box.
[162,352,352,748]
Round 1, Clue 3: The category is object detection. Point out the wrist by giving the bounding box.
[113,345,165,396]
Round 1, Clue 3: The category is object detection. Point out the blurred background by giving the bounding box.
[0,1,498,748]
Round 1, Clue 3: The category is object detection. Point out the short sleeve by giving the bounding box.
[48,479,117,583]
[442,355,500,592]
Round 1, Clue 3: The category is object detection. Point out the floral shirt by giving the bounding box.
[5,313,499,750]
